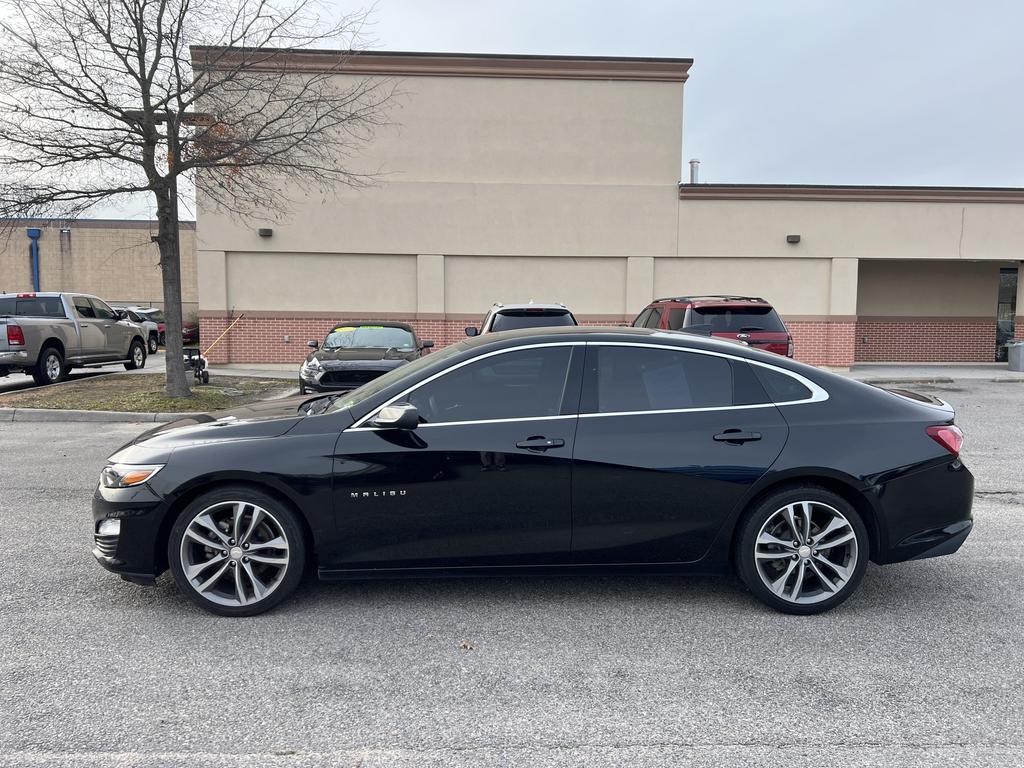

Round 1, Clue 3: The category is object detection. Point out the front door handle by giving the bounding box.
[713,429,762,444]
[515,436,565,451]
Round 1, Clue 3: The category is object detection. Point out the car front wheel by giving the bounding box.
[148,334,159,354]
[168,487,306,616]
[124,339,146,370]
[736,486,869,615]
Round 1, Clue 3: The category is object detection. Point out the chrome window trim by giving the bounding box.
[348,338,828,431]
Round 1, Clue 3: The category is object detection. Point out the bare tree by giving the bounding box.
[0,0,392,396]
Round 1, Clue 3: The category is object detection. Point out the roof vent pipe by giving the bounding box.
[688,159,700,184]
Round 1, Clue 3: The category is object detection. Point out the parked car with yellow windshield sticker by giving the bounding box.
[299,322,434,394]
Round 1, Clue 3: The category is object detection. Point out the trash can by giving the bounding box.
[1008,340,1024,372]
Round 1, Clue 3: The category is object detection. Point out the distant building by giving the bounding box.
[0,219,198,318]
[190,49,1023,368]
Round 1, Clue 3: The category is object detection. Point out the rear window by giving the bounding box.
[490,310,575,332]
[687,306,787,333]
[0,296,65,317]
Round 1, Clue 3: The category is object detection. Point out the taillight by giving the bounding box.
[927,425,964,457]
[7,324,25,345]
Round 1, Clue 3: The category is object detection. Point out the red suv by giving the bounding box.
[632,295,794,357]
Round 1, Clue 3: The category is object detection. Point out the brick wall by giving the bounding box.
[200,314,995,366]
[786,321,856,368]
[854,319,996,362]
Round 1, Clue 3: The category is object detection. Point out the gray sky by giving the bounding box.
[367,0,1024,187]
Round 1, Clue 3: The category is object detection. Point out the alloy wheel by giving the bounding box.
[45,353,61,382]
[133,345,145,367]
[179,501,290,607]
[753,500,859,605]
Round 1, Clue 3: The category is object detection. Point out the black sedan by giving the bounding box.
[93,327,973,616]
[298,322,433,394]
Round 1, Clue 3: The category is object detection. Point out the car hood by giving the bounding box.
[125,394,317,451]
[309,347,417,366]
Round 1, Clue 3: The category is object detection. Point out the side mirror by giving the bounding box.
[371,402,419,430]
[307,339,319,349]
[420,340,435,349]
[464,327,478,337]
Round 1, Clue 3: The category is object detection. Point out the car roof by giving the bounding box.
[652,295,772,307]
[326,320,415,332]
[490,302,570,312]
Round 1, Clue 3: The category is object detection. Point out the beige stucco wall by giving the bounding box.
[677,198,1024,261]
[0,222,198,317]
[653,257,834,316]
[225,252,417,314]
[857,260,1001,317]
[196,75,684,266]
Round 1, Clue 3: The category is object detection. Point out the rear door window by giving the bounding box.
[667,308,686,330]
[687,306,787,333]
[585,345,734,412]
[644,307,663,329]
[72,296,96,318]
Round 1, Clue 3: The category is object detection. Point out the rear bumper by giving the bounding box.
[873,459,974,564]
[91,484,169,581]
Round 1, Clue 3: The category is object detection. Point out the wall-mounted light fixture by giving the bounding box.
[786,234,801,244]
[258,228,273,238]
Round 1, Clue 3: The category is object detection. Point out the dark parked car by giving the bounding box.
[93,326,972,617]
[299,322,433,394]
[466,302,577,336]
[634,295,794,357]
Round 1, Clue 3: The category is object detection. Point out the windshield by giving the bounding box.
[687,306,786,333]
[139,309,165,322]
[490,311,575,332]
[327,342,467,413]
[322,325,416,350]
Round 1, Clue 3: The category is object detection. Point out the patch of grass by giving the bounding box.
[0,374,293,412]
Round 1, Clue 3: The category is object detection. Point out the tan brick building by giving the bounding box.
[192,49,1024,368]
[0,219,198,318]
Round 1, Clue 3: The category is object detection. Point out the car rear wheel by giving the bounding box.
[736,486,868,615]
[124,339,146,370]
[168,487,306,616]
[32,346,66,385]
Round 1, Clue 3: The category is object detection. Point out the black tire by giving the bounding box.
[735,485,869,615]
[168,485,306,617]
[298,381,306,394]
[201,370,210,385]
[124,339,146,370]
[147,334,159,354]
[32,346,66,386]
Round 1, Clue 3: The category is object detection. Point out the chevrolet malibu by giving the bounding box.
[93,327,973,616]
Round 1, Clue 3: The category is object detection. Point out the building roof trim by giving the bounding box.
[679,183,1024,204]
[190,47,693,82]
[0,218,196,230]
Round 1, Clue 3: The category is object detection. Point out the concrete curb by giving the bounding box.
[0,407,200,423]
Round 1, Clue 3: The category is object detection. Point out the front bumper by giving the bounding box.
[92,484,169,583]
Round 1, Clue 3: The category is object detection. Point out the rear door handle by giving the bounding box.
[515,436,565,451]
[714,429,762,444]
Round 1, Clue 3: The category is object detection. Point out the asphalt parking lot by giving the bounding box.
[1,380,1022,767]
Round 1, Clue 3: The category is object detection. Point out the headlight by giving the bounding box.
[301,357,323,375]
[100,463,164,488]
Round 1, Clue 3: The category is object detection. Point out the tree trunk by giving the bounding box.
[154,184,191,398]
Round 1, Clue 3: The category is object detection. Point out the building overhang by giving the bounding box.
[190,47,693,82]
[679,183,1024,204]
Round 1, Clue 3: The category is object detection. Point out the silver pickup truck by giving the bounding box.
[0,292,148,385]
